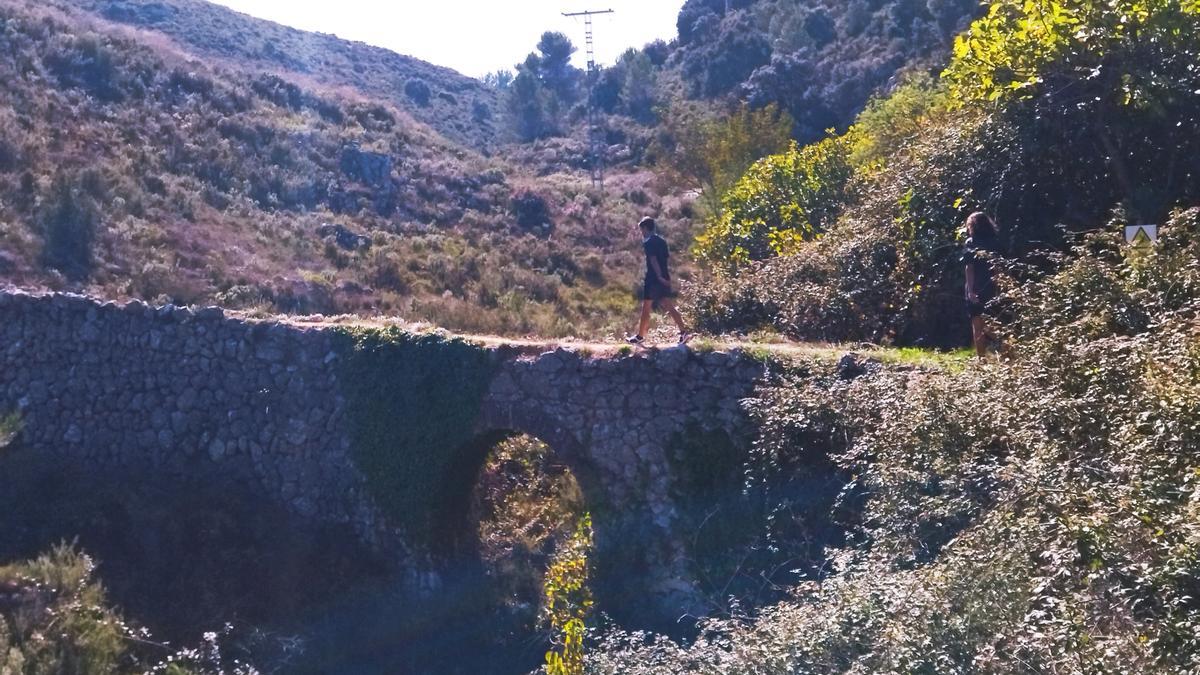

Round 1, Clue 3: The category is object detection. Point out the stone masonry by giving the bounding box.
[0,290,767,621]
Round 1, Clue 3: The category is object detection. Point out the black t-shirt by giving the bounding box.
[644,234,670,284]
[961,236,997,300]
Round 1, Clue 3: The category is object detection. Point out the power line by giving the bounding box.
[562,9,614,193]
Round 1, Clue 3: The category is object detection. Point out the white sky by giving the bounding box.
[207,0,684,78]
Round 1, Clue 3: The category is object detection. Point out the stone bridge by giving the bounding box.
[0,291,768,624]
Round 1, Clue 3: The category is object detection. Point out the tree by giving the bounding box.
[483,69,514,91]
[508,54,551,141]
[659,103,795,215]
[696,134,857,271]
[943,0,1200,222]
[536,32,580,103]
[681,15,773,97]
[619,49,658,123]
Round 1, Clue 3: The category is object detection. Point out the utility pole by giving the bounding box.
[563,9,614,193]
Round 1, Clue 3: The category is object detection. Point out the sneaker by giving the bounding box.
[678,332,694,345]
[625,334,644,345]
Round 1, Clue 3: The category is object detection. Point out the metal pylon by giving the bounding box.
[563,9,614,192]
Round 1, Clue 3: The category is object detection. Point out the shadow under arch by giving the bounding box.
[433,420,704,635]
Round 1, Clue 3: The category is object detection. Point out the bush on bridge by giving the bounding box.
[333,327,499,546]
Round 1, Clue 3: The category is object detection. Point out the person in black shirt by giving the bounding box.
[962,212,1000,357]
[626,217,691,345]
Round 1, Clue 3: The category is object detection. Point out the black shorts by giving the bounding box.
[644,280,675,304]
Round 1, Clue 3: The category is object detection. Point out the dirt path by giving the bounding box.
[270,310,955,366]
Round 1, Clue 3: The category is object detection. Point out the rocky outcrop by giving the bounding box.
[340,144,394,189]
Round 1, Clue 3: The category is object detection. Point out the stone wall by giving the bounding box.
[0,291,389,541]
[0,290,767,621]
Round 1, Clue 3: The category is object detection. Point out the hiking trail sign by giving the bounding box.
[1124,224,1159,246]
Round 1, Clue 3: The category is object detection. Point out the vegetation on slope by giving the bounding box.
[495,0,984,156]
[670,0,984,140]
[587,208,1200,673]
[0,1,694,337]
[577,1,1200,670]
[60,0,502,151]
[688,0,1200,347]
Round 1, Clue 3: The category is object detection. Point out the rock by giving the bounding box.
[656,346,689,374]
[195,306,225,321]
[63,424,83,444]
[255,343,286,363]
[317,222,372,251]
[208,439,227,462]
[339,144,394,190]
[837,352,881,380]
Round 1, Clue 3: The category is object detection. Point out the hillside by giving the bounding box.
[63,0,503,151]
[667,0,985,139]
[4,1,1200,674]
[0,0,695,338]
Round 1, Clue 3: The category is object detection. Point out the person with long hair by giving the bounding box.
[962,212,1000,357]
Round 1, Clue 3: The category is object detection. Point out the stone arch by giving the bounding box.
[427,423,605,560]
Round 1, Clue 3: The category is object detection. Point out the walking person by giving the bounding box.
[626,217,691,346]
[962,212,1001,357]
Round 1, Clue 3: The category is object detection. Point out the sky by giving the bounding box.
[206,0,684,78]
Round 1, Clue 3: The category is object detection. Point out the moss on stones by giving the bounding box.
[333,327,499,546]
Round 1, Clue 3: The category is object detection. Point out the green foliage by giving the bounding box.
[688,0,1200,345]
[0,546,125,675]
[333,327,498,543]
[673,0,983,141]
[509,56,554,142]
[543,514,594,675]
[666,425,767,607]
[0,546,252,674]
[471,435,586,631]
[618,49,658,124]
[946,0,1200,104]
[589,209,1200,673]
[0,412,18,450]
[849,72,948,170]
[659,103,795,216]
[695,134,856,272]
[943,0,1200,221]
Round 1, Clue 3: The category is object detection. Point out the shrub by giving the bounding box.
[657,103,794,216]
[39,174,99,280]
[404,78,432,106]
[689,0,1200,347]
[695,134,856,272]
[471,99,492,122]
[943,0,1200,224]
[0,112,22,173]
[511,189,554,232]
[0,412,18,450]
[0,546,256,674]
[333,327,499,544]
[542,514,594,675]
[591,210,1200,673]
